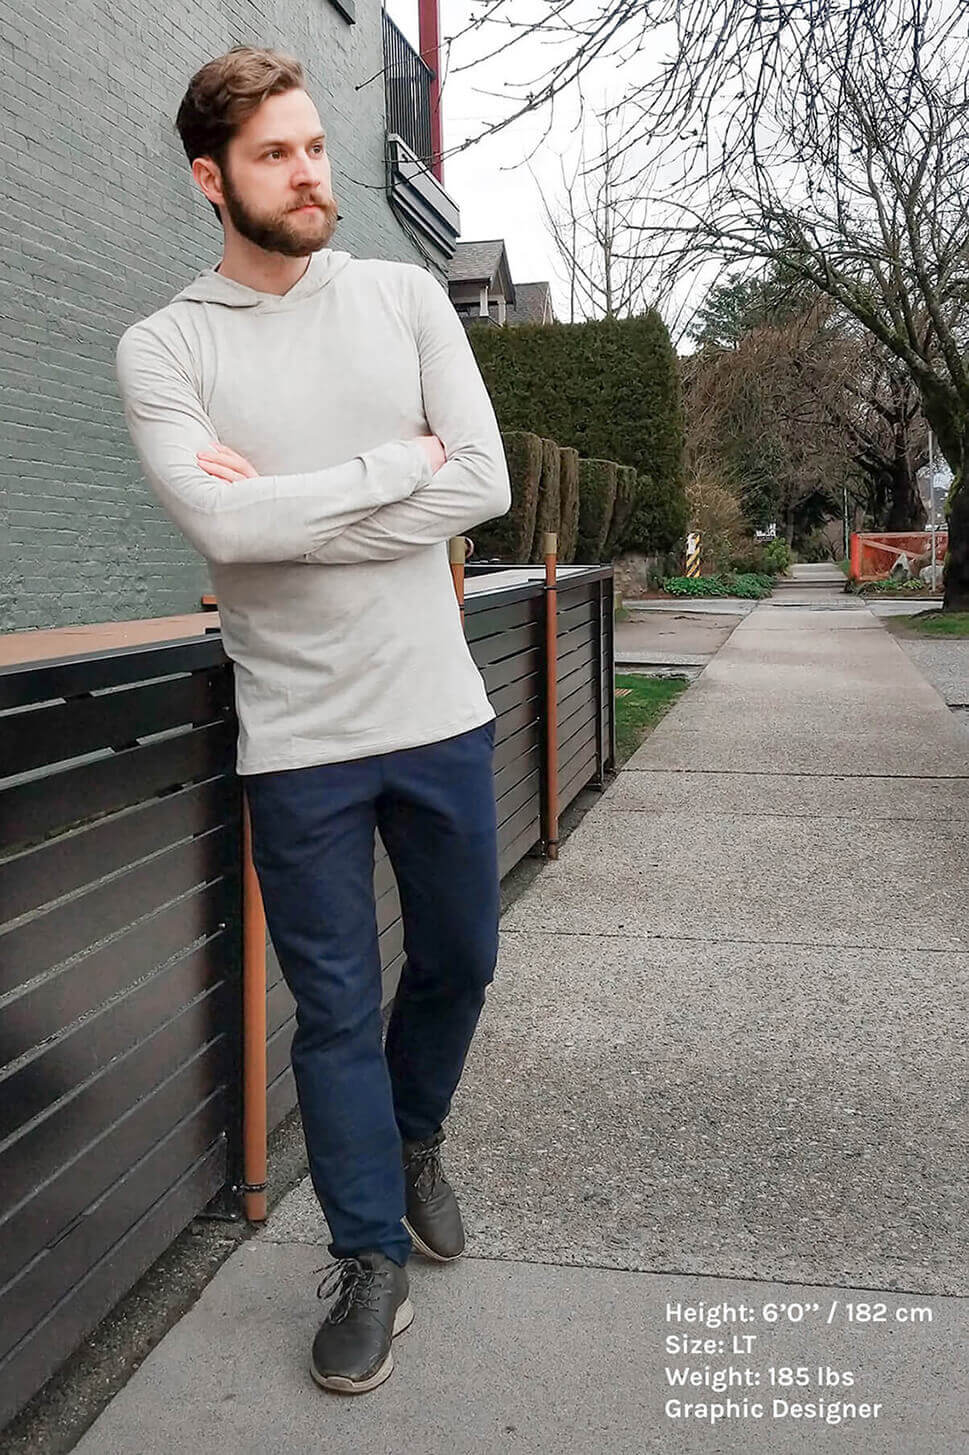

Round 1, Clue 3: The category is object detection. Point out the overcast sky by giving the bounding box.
[384,1,654,323]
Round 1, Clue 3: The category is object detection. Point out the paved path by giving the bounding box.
[616,610,741,671]
[889,628,969,741]
[74,567,969,1454]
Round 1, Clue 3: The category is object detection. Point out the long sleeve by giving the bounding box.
[115,327,432,566]
[303,267,511,565]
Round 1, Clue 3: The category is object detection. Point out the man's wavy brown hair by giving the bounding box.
[175,46,306,221]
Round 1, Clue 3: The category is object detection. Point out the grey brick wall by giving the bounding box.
[0,0,444,632]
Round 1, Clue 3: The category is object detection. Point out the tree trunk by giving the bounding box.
[885,456,926,532]
[915,391,967,611]
[943,474,969,611]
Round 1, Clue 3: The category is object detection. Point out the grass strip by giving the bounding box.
[615,672,690,766]
[890,610,969,637]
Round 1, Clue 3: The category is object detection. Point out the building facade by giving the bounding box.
[0,0,457,632]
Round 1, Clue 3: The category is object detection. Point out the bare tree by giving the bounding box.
[684,309,857,544]
[529,102,654,321]
[830,341,928,533]
[443,1,969,607]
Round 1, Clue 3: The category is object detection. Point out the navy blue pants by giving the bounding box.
[244,719,499,1267]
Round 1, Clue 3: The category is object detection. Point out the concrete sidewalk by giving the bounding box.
[73,567,969,1454]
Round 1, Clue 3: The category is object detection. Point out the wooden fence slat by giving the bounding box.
[0,721,233,855]
[0,1043,227,1297]
[0,672,224,781]
[0,982,229,1216]
[1,824,234,999]
[0,1142,225,1431]
[0,882,226,1080]
[0,777,235,927]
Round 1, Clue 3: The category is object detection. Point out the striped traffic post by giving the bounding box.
[685,531,701,578]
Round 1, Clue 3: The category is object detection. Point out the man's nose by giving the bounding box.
[291,151,323,186]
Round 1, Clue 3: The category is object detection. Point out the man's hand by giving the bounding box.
[417,435,447,474]
[195,437,446,482]
[196,443,259,482]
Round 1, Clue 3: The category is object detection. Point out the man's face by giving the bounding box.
[216,88,340,256]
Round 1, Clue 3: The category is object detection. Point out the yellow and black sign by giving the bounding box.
[685,531,701,578]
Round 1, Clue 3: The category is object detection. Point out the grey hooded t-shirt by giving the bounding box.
[115,249,511,773]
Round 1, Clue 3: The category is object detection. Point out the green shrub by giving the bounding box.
[726,572,773,598]
[663,575,731,597]
[604,465,638,559]
[727,540,766,574]
[530,438,562,563]
[559,447,580,562]
[662,572,773,599]
[763,538,792,573]
[472,431,541,560]
[468,312,687,554]
[727,537,790,577]
[575,459,619,562]
[860,577,938,594]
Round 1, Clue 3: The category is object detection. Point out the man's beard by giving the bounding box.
[220,165,339,257]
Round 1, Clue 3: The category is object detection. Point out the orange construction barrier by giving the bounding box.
[849,531,947,581]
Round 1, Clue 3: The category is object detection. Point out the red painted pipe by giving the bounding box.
[418,0,443,182]
[241,800,267,1222]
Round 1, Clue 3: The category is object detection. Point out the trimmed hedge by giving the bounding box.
[559,447,580,562]
[575,459,618,562]
[472,430,541,560]
[605,465,637,558]
[530,438,562,563]
[468,312,687,554]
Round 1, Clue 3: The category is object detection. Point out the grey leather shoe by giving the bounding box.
[401,1128,466,1262]
[310,1251,414,1394]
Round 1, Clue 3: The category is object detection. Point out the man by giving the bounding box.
[115,45,511,1396]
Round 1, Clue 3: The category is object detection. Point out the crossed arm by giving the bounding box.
[115,266,511,567]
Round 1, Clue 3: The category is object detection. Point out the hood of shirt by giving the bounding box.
[171,246,354,312]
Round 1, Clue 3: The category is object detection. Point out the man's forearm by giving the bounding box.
[115,329,433,565]
[303,265,512,565]
[303,444,511,564]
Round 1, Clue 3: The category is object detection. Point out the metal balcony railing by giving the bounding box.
[383,11,434,166]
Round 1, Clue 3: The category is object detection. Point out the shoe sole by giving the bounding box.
[310,1297,415,1395]
[402,1216,465,1263]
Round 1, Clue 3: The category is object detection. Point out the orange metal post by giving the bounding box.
[543,532,559,860]
[450,536,466,626]
[241,799,268,1222]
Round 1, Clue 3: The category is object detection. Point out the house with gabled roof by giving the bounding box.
[505,281,556,325]
[446,239,557,328]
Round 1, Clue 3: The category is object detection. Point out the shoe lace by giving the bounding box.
[312,1256,381,1320]
[404,1134,445,1203]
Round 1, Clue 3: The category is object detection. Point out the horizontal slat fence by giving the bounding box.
[0,639,243,1431]
[2,563,614,1418]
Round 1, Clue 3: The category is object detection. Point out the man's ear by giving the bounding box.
[191,155,224,210]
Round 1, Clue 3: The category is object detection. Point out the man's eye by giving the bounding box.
[266,145,325,159]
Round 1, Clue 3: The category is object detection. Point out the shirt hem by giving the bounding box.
[236,705,497,776]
